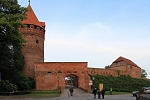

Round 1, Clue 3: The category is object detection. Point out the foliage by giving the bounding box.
[141,69,148,78]
[0,73,35,94]
[105,65,110,69]
[117,70,120,76]
[0,0,34,92]
[0,0,26,79]
[91,75,150,92]
[14,72,35,91]
[0,80,18,92]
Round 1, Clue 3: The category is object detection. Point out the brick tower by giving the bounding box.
[19,4,46,78]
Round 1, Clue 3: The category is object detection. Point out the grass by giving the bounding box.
[105,91,131,95]
[0,90,61,99]
[0,90,131,99]
[90,89,131,95]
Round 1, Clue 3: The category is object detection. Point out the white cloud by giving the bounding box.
[77,22,112,40]
[45,36,150,57]
[45,22,150,58]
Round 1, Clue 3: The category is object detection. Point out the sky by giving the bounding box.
[18,0,150,78]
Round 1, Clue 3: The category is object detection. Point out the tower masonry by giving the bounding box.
[19,5,46,78]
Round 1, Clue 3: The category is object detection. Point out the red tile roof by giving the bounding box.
[40,22,45,27]
[22,5,45,27]
[112,56,139,68]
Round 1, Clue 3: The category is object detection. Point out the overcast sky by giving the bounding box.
[18,0,150,78]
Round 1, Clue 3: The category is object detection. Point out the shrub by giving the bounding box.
[15,72,35,91]
[0,80,18,93]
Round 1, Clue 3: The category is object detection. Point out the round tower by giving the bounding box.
[19,4,46,78]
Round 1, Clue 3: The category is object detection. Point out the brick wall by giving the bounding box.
[19,25,45,78]
[34,62,90,92]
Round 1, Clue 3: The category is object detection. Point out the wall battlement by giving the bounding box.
[19,24,45,39]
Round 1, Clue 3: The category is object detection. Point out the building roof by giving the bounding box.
[22,5,45,27]
[112,56,139,68]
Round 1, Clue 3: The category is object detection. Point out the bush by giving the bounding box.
[0,80,18,93]
[91,75,150,92]
[15,72,35,91]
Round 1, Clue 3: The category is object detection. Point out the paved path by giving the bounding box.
[0,88,137,100]
[53,88,136,100]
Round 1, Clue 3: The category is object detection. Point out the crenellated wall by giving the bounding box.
[87,67,129,77]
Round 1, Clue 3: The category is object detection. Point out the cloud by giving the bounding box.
[77,22,113,40]
[45,37,150,59]
[45,22,150,58]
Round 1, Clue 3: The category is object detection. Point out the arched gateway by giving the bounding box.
[34,62,90,92]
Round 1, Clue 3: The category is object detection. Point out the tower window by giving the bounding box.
[36,39,39,44]
[48,72,52,74]
[34,25,37,29]
[27,24,30,28]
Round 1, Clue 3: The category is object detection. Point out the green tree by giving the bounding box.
[141,69,147,78]
[0,0,26,83]
[105,65,110,69]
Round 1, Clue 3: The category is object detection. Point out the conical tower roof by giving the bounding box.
[22,5,42,27]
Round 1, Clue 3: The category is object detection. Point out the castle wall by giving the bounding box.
[34,62,90,92]
[19,25,45,78]
[87,67,129,77]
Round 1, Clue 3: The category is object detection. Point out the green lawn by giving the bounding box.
[90,89,131,95]
[0,90,60,99]
[105,91,131,95]
[0,90,131,99]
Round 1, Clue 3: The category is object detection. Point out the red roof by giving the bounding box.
[112,56,139,68]
[22,5,45,27]
[40,22,45,27]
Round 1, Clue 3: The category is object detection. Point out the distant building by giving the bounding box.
[110,56,141,78]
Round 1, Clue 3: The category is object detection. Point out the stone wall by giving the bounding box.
[34,62,90,92]
[19,25,45,78]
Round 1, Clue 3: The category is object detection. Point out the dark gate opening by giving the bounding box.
[65,74,79,88]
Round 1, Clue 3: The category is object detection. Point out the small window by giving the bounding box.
[34,25,37,29]
[48,72,52,74]
[36,39,39,44]
[58,71,62,73]
[73,71,77,73]
[27,24,30,28]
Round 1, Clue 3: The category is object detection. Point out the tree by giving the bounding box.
[141,69,148,78]
[0,0,26,82]
[105,65,110,69]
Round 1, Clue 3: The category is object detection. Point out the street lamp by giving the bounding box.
[92,76,95,89]
[92,77,95,81]
[58,76,60,92]
[57,71,61,93]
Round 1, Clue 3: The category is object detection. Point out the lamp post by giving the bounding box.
[57,70,62,93]
[92,76,95,89]
[58,75,60,92]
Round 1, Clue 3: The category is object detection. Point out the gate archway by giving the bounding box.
[35,62,90,92]
[65,74,79,88]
